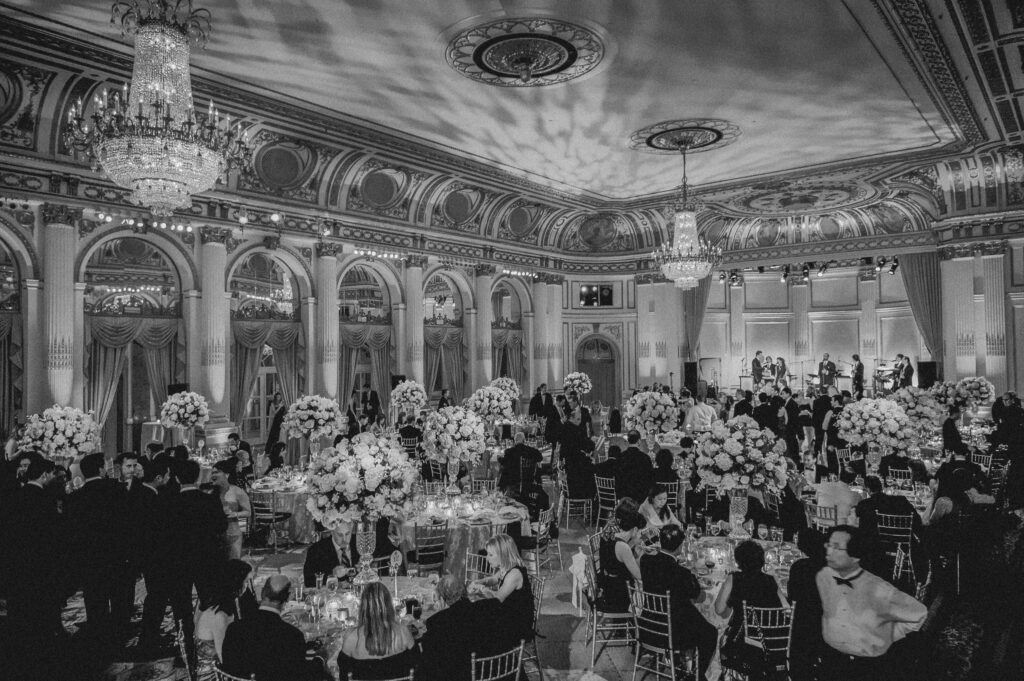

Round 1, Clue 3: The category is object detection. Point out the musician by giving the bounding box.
[898,356,914,389]
[851,354,864,400]
[765,356,775,383]
[752,350,765,386]
[818,353,837,388]
[774,356,788,387]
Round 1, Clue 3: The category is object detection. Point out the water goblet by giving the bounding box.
[757,524,769,541]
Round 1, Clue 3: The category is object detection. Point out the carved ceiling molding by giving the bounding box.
[938,240,1007,260]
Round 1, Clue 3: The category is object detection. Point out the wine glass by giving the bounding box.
[771,526,783,544]
[703,550,715,572]
[757,524,769,541]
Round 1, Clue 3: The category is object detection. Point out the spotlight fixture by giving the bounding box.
[757,266,765,274]
[817,259,837,277]
[801,264,810,282]
[780,265,790,282]
[269,212,281,223]
[728,270,740,286]
[718,270,727,283]
[889,256,900,275]
[875,257,886,273]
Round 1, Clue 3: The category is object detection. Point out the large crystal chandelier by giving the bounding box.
[652,139,722,289]
[64,0,250,216]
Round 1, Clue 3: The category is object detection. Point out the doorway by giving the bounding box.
[576,337,618,409]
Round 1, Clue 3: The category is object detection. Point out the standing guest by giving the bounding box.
[787,529,827,681]
[560,410,596,499]
[812,387,836,455]
[616,430,655,503]
[177,460,228,602]
[211,460,251,560]
[653,448,678,484]
[782,387,801,460]
[360,382,381,423]
[528,383,546,418]
[221,575,326,681]
[265,391,286,451]
[752,392,778,434]
[640,524,717,681]
[733,390,754,418]
[468,534,535,648]
[607,406,622,434]
[595,499,646,613]
[818,353,837,388]
[65,452,131,647]
[817,525,927,681]
[336,582,418,680]
[568,392,592,438]
[436,387,451,410]
[821,394,846,470]
[498,432,542,492]
[346,390,362,438]
[542,393,562,446]
[941,405,965,454]
[638,483,681,529]
[421,575,503,681]
[897,356,915,389]
[715,540,785,676]
[751,350,765,386]
[797,395,815,454]
[774,355,788,387]
[193,559,253,676]
[851,354,865,400]
[683,393,718,432]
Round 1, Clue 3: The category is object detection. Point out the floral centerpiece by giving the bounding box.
[283,395,343,452]
[928,381,960,408]
[391,380,428,414]
[159,391,210,429]
[562,371,593,396]
[19,405,100,461]
[955,377,995,409]
[489,376,521,403]
[623,390,680,437]
[891,387,943,439]
[463,385,515,422]
[836,398,912,453]
[422,406,487,465]
[692,416,790,494]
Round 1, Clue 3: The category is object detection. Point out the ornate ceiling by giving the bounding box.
[1,0,1024,268]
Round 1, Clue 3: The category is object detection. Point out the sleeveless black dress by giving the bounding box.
[498,565,535,644]
[597,537,633,613]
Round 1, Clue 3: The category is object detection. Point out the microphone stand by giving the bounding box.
[669,372,674,391]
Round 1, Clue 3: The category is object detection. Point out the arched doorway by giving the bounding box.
[423,272,468,400]
[337,263,395,416]
[490,281,526,387]
[576,337,618,408]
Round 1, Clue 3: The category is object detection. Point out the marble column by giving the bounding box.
[531,280,549,390]
[404,256,427,385]
[42,205,80,406]
[544,274,564,387]
[474,264,496,385]
[522,310,535,393]
[182,290,201,401]
[463,308,478,393]
[939,248,976,381]
[980,249,1007,391]
[316,243,340,398]
[22,279,44,414]
[635,275,657,384]
[199,227,232,426]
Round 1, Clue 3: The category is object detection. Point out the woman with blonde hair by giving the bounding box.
[337,581,418,679]
[468,533,535,646]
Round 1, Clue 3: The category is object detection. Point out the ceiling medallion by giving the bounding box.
[726,182,877,217]
[446,18,604,87]
[629,119,741,155]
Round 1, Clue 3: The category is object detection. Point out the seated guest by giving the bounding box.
[616,430,654,503]
[260,441,287,476]
[639,525,717,681]
[398,414,422,442]
[786,529,826,681]
[879,448,929,484]
[653,448,678,484]
[193,559,253,674]
[512,481,550,524]
[468,534,534,646]
[221,575,326,681]
[303,519,398,587]
[594,445,620,479]
[942,404,965,454]
[934,443,987,494]
[497,432,542,492]
[856,475,923,537]
[337,582,418,680]
[816,470,862,524]
[420,575,503,681]
[639,484,681,529]
[596,499,646,613]
[715,540,784,676]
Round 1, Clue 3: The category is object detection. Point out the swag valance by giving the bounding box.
[491,328,525,387]
[0,313,23,438]
[424,325,465,403]
[231,320,303,426]
[338,322,393,416]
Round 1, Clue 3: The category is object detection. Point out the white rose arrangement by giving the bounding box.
[19,405,100,460]
[463,385,515,421]
[159,391,210,429]
[562,372,593,396]
[836,397,912,453]
[954,377,995,408]
[489,376,521,402]
[390,380,428,414]
[422,406,486,465]
[283,394,344,442]
[623,390,680,437]
[692,415,789,493]
[891,387,943,439]
[928,381,960,408]
[305,433,418,527]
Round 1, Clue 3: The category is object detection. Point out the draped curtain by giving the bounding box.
[682,277,713,360]
[85,316,178,428]
[230,320,302,426]
[0,315,23,438]
[900,252,944,365]
[424,326,465,401]
[491,328,525,386]
[339,324,393,413]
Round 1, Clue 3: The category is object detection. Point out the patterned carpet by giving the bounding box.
[3,521,1023,681]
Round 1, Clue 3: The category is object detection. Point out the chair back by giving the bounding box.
[428,459,444,480]
[471,640,525,681]
[470,478,497,494]
[519,458,537,489]
[629,584,673,656]
[587,531,602,573]
[465,551,493,583]
[763,487,781,519]
[889,468,913,486]
[875,512,914,547]
[595,476,617,510]
[400,437,419,456]
[413,521,449,573]
[214,669,254,681]
[989,463,1008,507]
[704,487,720,508]
[250,490,278,520]
[660,481,681,510]
[424,481,445,496]
[741,603,793,670]
[836,448,861,468]
[348,671,414,681]
[531,575,545,631]
[804,502,838,530]
[970,451,992,471]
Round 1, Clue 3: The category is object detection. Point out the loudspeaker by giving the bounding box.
[168,383,189,395]
[917,362,938,389]
[390,375,407,389]
[683,362,699,394]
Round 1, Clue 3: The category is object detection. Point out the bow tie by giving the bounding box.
[833,570,863,588]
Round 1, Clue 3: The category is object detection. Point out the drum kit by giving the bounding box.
[874,362,899,394]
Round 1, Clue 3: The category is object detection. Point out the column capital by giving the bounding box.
[474,263,497,277]
[41,203,83,227]
[540,273,564,285]
[938,240,1007,260]
[199,226,235,246]
[316,242,341,258]
[405,254,429,268]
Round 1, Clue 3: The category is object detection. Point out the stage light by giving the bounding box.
[718,271,726,283]
[801,264,810,281]
[780,265,790,282]
[889,256,900,275]
[757,266,765,274]
[875,257,886,272]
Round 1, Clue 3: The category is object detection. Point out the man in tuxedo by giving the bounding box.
[117,451,147,641]
[221,575,326,681]
[616,430,654,503]
[528,383,546,417]
[360,382,381,423]
[898,356,914,389]
[782,387,801,460]
[818,353,837,388]
[733,390,753,418]
[498,432,543,492]
[851,353,865,400]
[751,350,765,386]
[752,392,779,435]
[65,452,131,646]
[226,432,251,458]
[812,387,837,455]
[398,414,422,441]
[303,519,399,587]
[640,525,717,681]
[176,459,227,602]
[420,575,504,681]
[595,445,620,479]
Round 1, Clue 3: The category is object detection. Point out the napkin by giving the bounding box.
[498,505,526,520]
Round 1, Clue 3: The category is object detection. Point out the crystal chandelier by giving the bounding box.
[652,139,722,289]
[64,0,250,216]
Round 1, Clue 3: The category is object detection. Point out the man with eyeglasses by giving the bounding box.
[816,525,927,681]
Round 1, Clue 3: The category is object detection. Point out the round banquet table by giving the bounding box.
[249,482,318,544]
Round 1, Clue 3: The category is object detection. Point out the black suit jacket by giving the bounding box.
[855,492,923,538]
[65,477,128,577]
[177,487,227,567]
[751,358,763,382]
[362,390,381,416]
[222,608,321,681]
[811,395,831,431]
[6,482,63,588]
[398,425,422,442]
[498,443,543,490]
[616,446,654,502]
[899,363,914,388]
[818,361,837,385]
[784,398,800,432]
[420,598,504,681]
[942,417,964,453]
[752,403,778,434]
[303,520,397,587]
[528,393,544,417]
[639,551,705,640]
[733,399,753,418]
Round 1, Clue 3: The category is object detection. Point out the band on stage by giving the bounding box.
[745,350,916,398]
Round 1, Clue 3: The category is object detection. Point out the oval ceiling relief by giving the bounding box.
[818,216,843,240]
[755,219,782,247]
[442,187,484,227]
[254,140,317,190]
[0,66,22,124]
[361,169,405,209]
[507,205,536,237]
[562,213,632,252]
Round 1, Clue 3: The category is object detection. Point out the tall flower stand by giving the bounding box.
[352,520,380,589]
[446,458,462,494]
[728,488,749,537]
